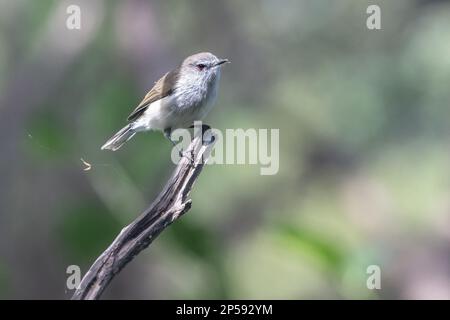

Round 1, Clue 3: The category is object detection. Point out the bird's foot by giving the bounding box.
[179,148,195,166]
[189,123,216,145]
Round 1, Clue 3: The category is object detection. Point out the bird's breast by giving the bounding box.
[173,75,219,113]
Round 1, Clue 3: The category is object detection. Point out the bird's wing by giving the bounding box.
[127,69,179,121]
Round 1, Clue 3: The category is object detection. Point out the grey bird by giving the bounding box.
[101,52,229,151]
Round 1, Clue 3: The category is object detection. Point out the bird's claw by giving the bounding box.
[203,134,215,146]
[189,123,215,146]
[179,149,195,165]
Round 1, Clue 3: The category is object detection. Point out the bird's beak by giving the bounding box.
[214,59,230,67]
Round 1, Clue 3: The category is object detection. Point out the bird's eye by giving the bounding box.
[196,63,206,71]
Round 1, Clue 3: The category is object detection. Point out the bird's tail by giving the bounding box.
[101,124,136,151]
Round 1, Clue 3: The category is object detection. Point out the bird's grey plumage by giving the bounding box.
[101,52,229,151]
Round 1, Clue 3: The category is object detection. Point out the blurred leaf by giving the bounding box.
[25,109,71,159]
[58,202,121,263]
[278,224,345,273]
[164,218,218,260]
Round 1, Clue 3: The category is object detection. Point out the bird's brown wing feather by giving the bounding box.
[127,69,179,121]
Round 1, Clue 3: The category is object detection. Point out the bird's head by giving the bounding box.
[181,52,230,85]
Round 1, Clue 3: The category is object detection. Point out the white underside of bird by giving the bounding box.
[132,78,219,132]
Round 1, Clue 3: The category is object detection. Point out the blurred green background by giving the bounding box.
[0,0,449,299]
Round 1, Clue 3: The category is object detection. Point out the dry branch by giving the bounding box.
[71,130,215,300]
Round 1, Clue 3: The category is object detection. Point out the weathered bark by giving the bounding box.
[72,130,215,300]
